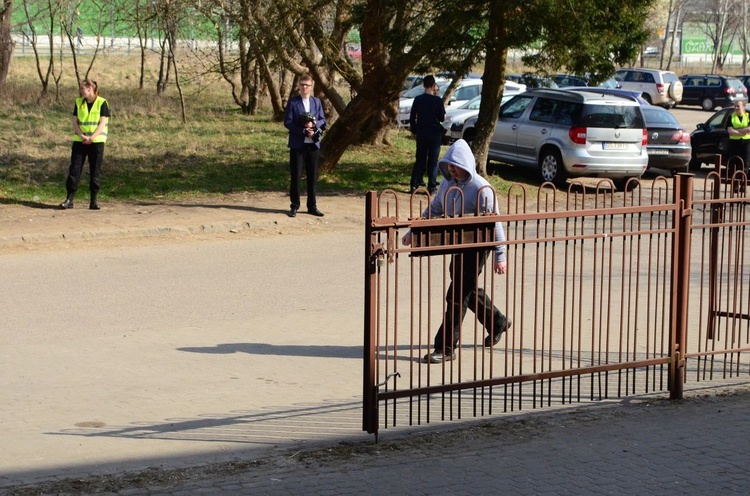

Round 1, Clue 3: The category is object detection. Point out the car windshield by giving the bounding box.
[402,85,428,98]
[580,104,644,128]
[403,81,449,99]
[461,96,481,109]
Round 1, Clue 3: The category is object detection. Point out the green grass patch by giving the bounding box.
[0,54,525,204]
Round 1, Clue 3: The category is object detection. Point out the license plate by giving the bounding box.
[602,142,628,150]
[648,149,669,155]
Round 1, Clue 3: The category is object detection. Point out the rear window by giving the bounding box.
[727,79,746,92]
[662,72,680,83]
[579,104,644,129]
[642,107,678,126]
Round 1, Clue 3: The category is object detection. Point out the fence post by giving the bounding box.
[670,173,693,400]
[363,191,378,435]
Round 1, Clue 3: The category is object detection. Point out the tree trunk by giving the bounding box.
[319,92,393,173]
[0,0,13,87]
[472,3,510,177]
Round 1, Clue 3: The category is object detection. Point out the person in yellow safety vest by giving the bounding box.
[59,78,110,210]
[727,99,750,176]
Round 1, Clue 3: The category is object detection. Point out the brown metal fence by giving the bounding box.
[364,169,750,437]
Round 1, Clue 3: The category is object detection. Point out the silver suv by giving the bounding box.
[453,89,648,188]
[613,68,683,108]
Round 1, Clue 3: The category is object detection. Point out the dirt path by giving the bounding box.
[0,192,371,254]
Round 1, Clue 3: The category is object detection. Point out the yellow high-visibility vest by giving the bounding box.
[74,96,108,143]
[730,112,750,141]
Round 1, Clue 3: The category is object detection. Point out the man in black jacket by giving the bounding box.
[409,75,445,195]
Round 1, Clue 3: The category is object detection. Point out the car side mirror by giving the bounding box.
[696,123,705,130]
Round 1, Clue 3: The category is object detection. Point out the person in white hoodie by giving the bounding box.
[402,139,512,364]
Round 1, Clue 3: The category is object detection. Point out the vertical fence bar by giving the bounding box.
[670,174,693,400]
[363,191,378,435]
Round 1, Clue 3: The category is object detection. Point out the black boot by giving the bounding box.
[89,192,100,210]
[59,193,75,209]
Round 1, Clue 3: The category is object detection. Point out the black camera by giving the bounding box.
[299,112,323,143]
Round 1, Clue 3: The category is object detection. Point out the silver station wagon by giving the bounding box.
[455,89,648,189]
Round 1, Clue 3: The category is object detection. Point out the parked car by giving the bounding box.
[396,79,449,127]
[564,87,649,105]
[689,107,733,170]
[678,74,748,111]
[596,77,621,89]
[346,44,361,60]
[553,74,589,87]
[640,106,691,173]
[442,81,526,142]
[452,89,648,188]
[643,46,660,58]
[613,68,683,108]
[507,73,559,89]
[566,87,687,173]
[401,75,424,95]
[397,78,482,128]
[735,75,750,95]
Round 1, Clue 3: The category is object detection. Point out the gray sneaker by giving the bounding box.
[423,350,456,364]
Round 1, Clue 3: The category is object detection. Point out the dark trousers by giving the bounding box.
[66,141,104,196]
[433,250,509,352]
[728,139,750,173]
[411,133,441,191]
[289,144,319,210]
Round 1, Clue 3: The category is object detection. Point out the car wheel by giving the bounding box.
[642,93,653,105]
[613,177,640,192]
[701,97,715,112]
[539,149,568,188]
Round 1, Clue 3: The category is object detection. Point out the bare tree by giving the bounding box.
[0,0,13,87]
[693,0,733,72]
[21,0,65,99]
[59,0,109,86]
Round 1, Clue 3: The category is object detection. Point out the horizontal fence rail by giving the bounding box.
[364,171,750,436]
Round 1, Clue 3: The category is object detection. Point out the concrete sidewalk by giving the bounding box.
[2,197,750,495]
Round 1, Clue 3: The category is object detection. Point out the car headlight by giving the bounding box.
[443,116,453,125]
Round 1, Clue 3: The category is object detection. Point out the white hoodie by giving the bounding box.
[421,139,506,263]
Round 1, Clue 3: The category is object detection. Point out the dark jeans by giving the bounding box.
[433,250,509,353]
[66,141,104,196]
[411,133,441,191]
[728,139,750,173]
[289,144,320,210]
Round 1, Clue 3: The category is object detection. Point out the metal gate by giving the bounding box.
[364,170,750,437]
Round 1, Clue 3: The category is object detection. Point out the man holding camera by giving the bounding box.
[284,74,326,217]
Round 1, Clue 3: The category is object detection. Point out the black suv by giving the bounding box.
[678,74,748,111]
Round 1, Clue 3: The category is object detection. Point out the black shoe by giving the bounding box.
[423,350,456,364]
[59,199,74,209]
[484,319,512,347]
[89,202,100,210]
[288,207,298,218]
[308,207,324,217]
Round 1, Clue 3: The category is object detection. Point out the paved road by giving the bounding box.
[2,209,750,495]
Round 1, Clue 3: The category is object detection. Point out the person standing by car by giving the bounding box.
[409,75,445,195]
[283,74,326,218]
[727,100,750,172]
[401,139,512,364]
[59,79,109,210]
